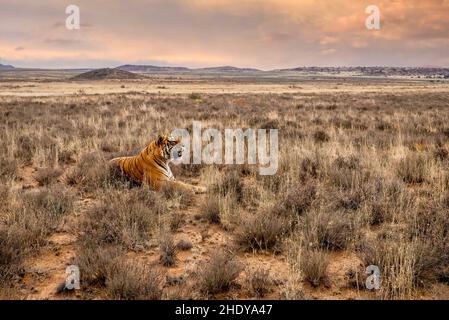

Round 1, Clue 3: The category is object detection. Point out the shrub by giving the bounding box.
[433,147,448,161]
[75,241,123,287]
[82,188,166,249]
[21,187,74,229]
[1,187,73,285]
[397,154,428,184]
[303,210,356,251]
[14,135,36,164]
[188,92,201,100]
[200,196,221,224]
[300,249,329,287]
[358,235,416,299]
[408,202,449,285]
[0,159,18,181]
[169,212,184,232]
[176,239,193,251]
[161,183,194,208]
[276,181,316,219]
[159,235,177,267]
[35,167,63,186]
[247,267,271,298]
[236,211,288,252]
[211,170,243,202]
[66,152,116,193]
[106,260,163,300]
[198,251,243,295]
[313,130,330,143]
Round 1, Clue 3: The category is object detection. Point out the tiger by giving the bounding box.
[109,134,206,194]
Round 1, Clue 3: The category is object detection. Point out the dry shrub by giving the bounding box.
[198,251,243,295]
[0,159,18,182]
[169,212,184,232]
[176,239,193,251]
[303,209,356,251]
[364,178,411,226]
[0,185,9,211]
[336,189,364,211]
[275,181,316,220]
[14,135,37,164]
[188,92,201,100]
[236,211,288,252]
[358,235,416,299]
[76,241,123,287]
[35,167,63,186]
[408,202,449,285]
[210,170,243,202]
[246,267,271,298]
[433,146,448,161]
[1,187,73,285]
[66,152,117,193]
[328,156,365,190]
[300,155,321,180]
[159,234,177,267]
[300,249,330,287]
[160,183,194,208]
[200,196,221,224]
[83,188,166,249]
[106,260,163,300]
[0,227,24,284]
[397,154,428,184]
[313,130,330,143]
[76,240,163,299]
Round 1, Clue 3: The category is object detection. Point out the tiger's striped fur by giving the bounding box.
[109,135,206,194]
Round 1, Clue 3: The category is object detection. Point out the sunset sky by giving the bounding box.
[1,0,449,69]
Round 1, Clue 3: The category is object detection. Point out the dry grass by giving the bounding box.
[197,251,243,296]
[2,79,449,299]
[159,234,177,267]
[0,187,73,286]
[300,249,330,287]
[246,267,272,298]
[236,211,289,252]
[82,188,167,250]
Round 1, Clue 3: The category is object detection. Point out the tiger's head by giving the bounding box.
[155,134,184,162]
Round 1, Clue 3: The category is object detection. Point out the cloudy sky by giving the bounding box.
[1,0,449,69]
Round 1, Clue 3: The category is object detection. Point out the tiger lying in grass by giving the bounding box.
[109,135,206,194]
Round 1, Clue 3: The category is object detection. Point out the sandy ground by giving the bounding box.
[1,78,449,97]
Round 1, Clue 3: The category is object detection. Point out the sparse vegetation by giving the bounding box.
[300,249,330,287]
[198,251,243,296]
[246,267,272,298]
[236,211,288,252]
[1,77,449,299]
[159,234,177,267]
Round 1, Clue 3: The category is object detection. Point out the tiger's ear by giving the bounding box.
[157,135,165,146]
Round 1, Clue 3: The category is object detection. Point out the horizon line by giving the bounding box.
[1,63,449,71]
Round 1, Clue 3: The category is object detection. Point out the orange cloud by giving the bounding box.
[1,0,448,68]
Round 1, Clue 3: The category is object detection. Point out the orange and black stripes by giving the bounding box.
[109,136,177,190]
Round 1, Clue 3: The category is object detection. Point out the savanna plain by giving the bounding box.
[1,74,449,300]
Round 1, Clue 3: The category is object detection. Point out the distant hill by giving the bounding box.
[278,66,449,78]
[195,66,261,73]
[116,64,261,73]
[117,64,191,73]
[71,68,144,80]
[0,63,15,70]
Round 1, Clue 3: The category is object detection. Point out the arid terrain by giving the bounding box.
[1,72,449,300]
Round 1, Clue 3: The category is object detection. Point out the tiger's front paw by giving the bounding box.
[194,186,207,194]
